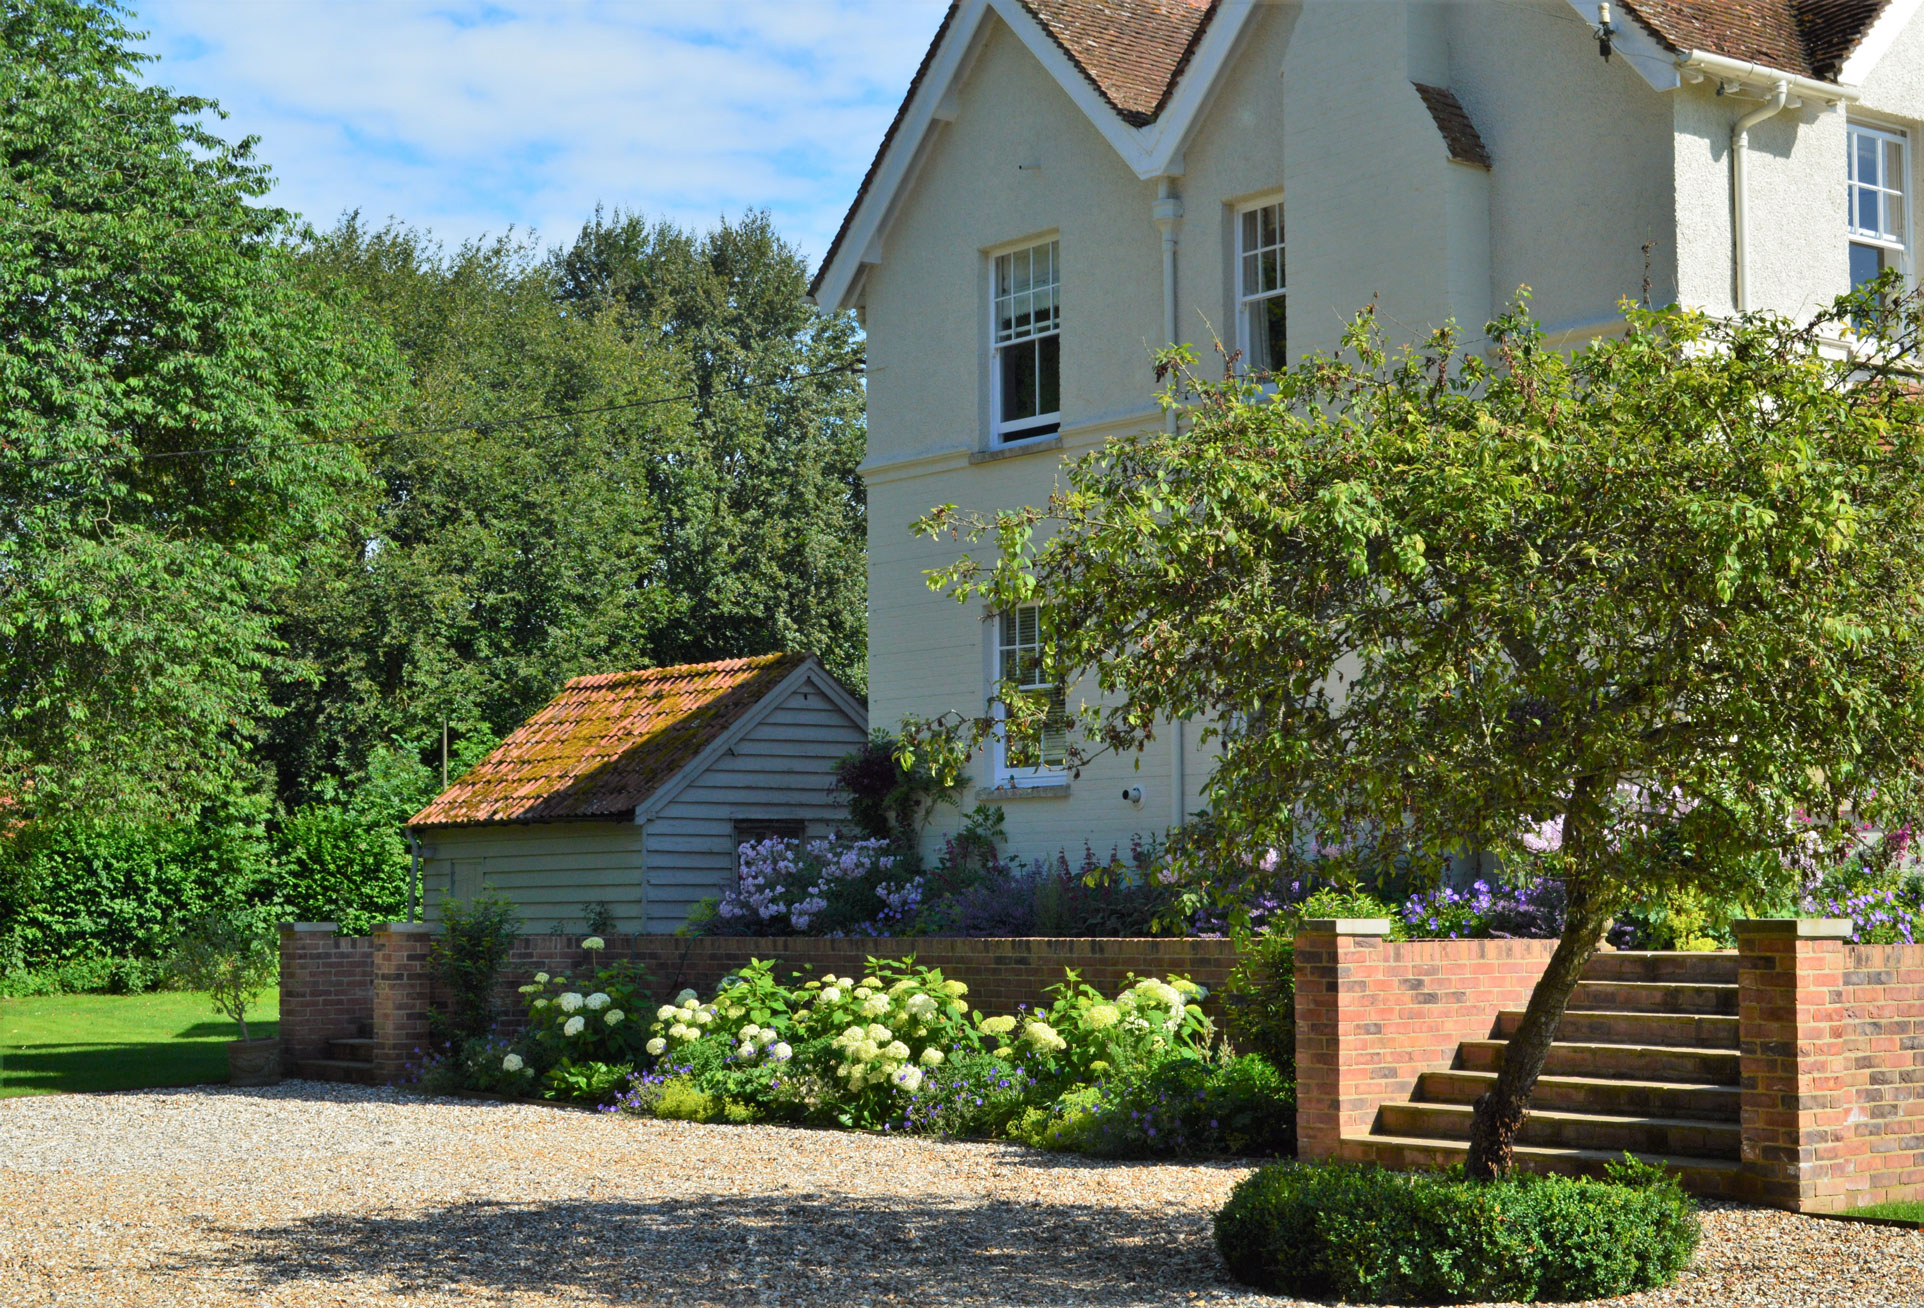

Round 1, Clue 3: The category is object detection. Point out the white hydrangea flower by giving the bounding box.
[884,1040,911,1061]
[819,986,842,1004]
[853,986,873,1000]
[1021,1020,1067,1053]
[605,1010,624,1026]
[669,1023,692,1040]
[739,1039,759,1058]
[905,993,937,1019]
[919,1047,944,1068]
[861,995,891,1018]
[892,1065,924,1093]
[865,1023,892,1043]
[645,1037,667,1056]
[585,992,611,1011]
[942,979,968,997]
[676,988,700,1005]
[657,1004,680,1021]
[501,1053,525,1073]
[559,992,585,1013]
[979,1015,1016,1037]
[694,1009,714,1025]
[771,1041,793,1061]
[581,936,605,951]
[859,976,881,989]
[532,999,550,1011]
[517,983,540,995]
[563,1016,586,1037]
[740,1024,761,1040]
[534,972,550,984]
[1085,1004,1121,1029]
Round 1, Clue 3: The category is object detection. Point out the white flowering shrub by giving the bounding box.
[1022,970,1213,1080]
[714,836,923,935]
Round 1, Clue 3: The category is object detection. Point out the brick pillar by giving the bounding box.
[1736,918,1852,1211]
[1293,918,1394,1161]
[278,922,338,1072]
[372,922,436,1083]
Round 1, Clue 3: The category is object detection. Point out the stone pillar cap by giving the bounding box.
[280,921,339,933]
[373,921,436,934]
[1298,918,1395,936]
[1733,918,1853,939]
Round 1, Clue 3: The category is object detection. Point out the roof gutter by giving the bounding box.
[1672,51,1856,108]
[1674,54,1858,314]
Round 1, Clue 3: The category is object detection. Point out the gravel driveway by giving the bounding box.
[0,1080,1918,1307]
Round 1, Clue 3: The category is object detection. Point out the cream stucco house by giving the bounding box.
[810,0,1924,863]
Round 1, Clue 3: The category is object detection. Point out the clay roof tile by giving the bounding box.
[408,653,814,828]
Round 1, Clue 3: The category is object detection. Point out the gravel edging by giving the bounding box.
[1,1080,1919,1307]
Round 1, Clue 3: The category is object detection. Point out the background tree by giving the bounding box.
[551,208,868,685]
[0,0,398,819]
[907,287,1924,1179]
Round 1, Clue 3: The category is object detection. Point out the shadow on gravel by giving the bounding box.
[204,1192,1251,1306]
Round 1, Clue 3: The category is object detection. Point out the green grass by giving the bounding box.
[0,988,278,1097]
[1842,1200,1924,1223]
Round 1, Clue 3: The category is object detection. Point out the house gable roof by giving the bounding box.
[1619,0,1890,81]
[809,0,1257,310]
[409,653,836,829]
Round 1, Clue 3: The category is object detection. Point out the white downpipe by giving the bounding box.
[1730,79,1790,312]
[1151,177,1186,828]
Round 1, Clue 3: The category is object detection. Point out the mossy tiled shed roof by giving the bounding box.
[409,653,812,829]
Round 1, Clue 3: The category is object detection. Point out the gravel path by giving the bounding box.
[0,1081,1918,1307]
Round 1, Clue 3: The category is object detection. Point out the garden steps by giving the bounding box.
[1493,1008,1740,1049]
[1358,949,1745,1196]
[296,1057,377,1084]
[1416,1069,1739,1122]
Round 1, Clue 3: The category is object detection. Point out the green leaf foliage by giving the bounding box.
[0,0,400,819]
[913,287,1924,941]
[1214,1158,1700,1302]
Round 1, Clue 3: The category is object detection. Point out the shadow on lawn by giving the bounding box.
[205,1191,1246,1306]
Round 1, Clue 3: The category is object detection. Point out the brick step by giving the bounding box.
[1571,979,1738,1016]
[1582,950,1737,985]
[1460,1038,1739,1084]
[1417,1069,1741,1122]
[1348,1134,1746,1198]
[1377,1100,1741,1160]
[1494,1008,1738,1050]
[327,1037,373,1060]
[297,1058,376,1085]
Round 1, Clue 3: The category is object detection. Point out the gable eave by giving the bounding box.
[631,656,866,824]
[1839,0,1924,83]
[810,0,1260,312]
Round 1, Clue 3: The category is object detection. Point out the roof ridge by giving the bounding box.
[564,651,804,690]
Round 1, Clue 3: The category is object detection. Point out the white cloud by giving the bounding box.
[133,0,944,269]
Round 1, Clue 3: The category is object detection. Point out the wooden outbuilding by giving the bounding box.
[409,653,867,933]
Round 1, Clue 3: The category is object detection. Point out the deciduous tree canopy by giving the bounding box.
[911,287,1924,1177]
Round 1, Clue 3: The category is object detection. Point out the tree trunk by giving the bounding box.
[1464,874,1614,1180]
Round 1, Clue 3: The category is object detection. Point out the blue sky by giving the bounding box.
[133,1,944,272]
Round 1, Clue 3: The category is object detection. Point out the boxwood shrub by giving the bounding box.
[1214,1157,1700,1304]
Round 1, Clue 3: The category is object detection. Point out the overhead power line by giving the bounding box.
[6,360,866,473]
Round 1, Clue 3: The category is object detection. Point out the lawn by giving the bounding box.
[1842,1200,1924,1224]
[0,988,278,1098]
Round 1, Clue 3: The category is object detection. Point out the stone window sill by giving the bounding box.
[970,435,1063,465]
[976,783,1071,801]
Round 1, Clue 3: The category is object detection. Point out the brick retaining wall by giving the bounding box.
[1293,920,1560,1161]
[1736,920,1924,1211]
[277,924,375,1066]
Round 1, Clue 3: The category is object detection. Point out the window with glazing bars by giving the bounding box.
[992,240,1060,442]
[1849,123,1909,290]
[1238,201,1286,375]
[995,605,1068,777]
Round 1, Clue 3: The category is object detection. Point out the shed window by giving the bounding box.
[992,239,1061,443]
[733,818,806,850]
[1849,123,1909,290]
